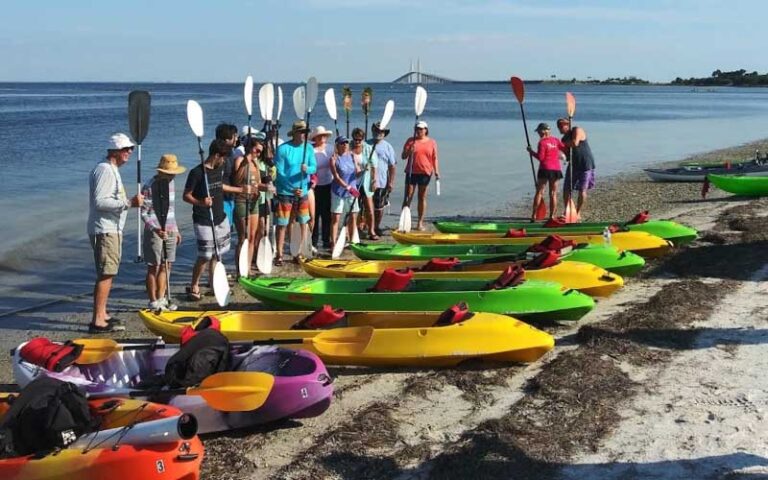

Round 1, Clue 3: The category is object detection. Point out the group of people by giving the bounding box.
[527,119,596,221]
[86,118,441,333]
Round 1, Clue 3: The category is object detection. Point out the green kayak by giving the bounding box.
[708,174,768,196]
[239,276,595,321]
[434,219,697,245]
[350,242,645,277]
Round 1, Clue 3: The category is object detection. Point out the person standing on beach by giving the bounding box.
[401,120,439,231]
[273,120,317,265]
[557,118,596,216]
[311,126,335,250]
[526,122,565,221]
[140,154,185,311]
[216,123,239,228]
[87,133,143,333]
[183,139,239,301]
[351,127,379,240]
[368,121,396,237]
[329,135,361,248]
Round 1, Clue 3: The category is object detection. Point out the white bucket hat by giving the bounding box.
[415,121,428,129]
[310,125,334,140]
[108,133,135,150]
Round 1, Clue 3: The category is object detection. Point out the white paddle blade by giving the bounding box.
[212,261,231,307]
[306,77,319,113]
[324,88,338,121]
[332,229,347,259]
[244,76,254,117]
[258,84,269,120]
[292,87,305,120]
[351,226,360,245]
[289,222,302,257]
[399,207,412,233]
[415,86,428,116]
[300,233,313,259]
[436,179,441,196]
[276,86,284,120]
[186,100,204,138]
[259,83,275,121]
[256,237,273,275]
[238,238,250,278]
[380,100,395,130]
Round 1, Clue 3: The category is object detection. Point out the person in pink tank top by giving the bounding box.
[526,122,565,221]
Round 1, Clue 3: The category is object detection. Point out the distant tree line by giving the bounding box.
[545,76,650,85]
[672,69,768,86]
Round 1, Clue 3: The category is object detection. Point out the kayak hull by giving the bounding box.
[300,258,623,297]
[708,174,768,196]
[392,230,672,258]
[12,343,333,434]
[140,310,555,366]
[239,276,595,322]
[350,242,645,276]
[644,162,768,182]
[433,219,697,245]
[0,396,203,480]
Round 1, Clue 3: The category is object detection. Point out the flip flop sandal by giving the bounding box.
[185,285,202,301]
[274,256,284,267]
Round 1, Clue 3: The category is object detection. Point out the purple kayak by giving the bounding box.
[12,341,333,434]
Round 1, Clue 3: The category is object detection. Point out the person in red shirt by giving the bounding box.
[401,120,440,231]
[526,122,565,221]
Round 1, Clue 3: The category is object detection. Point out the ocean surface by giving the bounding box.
[2,81,768,315]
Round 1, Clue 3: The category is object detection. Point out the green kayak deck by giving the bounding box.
[708,174,768,196]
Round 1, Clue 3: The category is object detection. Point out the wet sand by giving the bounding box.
[2,139,768,479]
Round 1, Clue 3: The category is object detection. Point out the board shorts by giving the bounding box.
[90,233,121,277]
[372,188,391,210]
[406,173,431,186]
[193,220,231,260]
[234,198,259,219]
[331,192,360,214]
[143,229,177,266]
[564,169,596,193]
[537,168,563,181]
[276,194,310,226]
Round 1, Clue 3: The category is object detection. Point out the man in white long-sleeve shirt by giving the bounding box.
[87,133,143,333]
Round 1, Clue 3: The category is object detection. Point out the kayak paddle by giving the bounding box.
[333,100,395,260]
[256,83,276,275]
[362,86,372,140]
[238,75,254,278]
[399,86,427,233]
[564,92,579,223]
[325,88,339,137]
[289,78,318,259]
[510,77,546,221]
[128,90,151,262]
[186,100,230,307]
[342,86,352,137]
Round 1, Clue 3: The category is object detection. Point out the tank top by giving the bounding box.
[563,129,595,171]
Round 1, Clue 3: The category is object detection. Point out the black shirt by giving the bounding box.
[185,163,226,226]
[562,128,596,172]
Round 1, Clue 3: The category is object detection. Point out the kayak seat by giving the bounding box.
[433,302,475,326]
[180,315,222,345]
[291,305,347,330]
[544,218,568,227]
[628,210,650,224]
[528,235,576,254]
[420,257,460,272]
[19,337,83,373]
[483,265,525,291]
[524,250,560,270]
[504,228,526,238]
[234,346,319,377]
[368,268,414,292]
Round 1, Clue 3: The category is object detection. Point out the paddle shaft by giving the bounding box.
[341,142,376,238]
[402,116,420,207]
[136,144,143,262]
[153,177,172,306]
[518,104,537,185]
[196,139,222,262]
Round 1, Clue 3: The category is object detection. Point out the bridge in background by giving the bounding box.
[392,59,454,84]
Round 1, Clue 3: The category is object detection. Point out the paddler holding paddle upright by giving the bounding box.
[557,118,596,217]
[526,122,565,221]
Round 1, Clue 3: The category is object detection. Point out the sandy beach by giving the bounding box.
[2,138,768,479]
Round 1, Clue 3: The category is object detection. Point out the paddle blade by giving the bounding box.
[212,261,230,307]
[324,88,338,121]
[306,77,319,113]
[244,76,254,117]
[414,86,428,116]
[332,228,347,259]
[192,372,275,412]
[564,199,579,223]
[351,225,360,245]
[186,100,204,138]
[292,86,306,120]
[276,86,284,120]
[258,83,271,121]
[75,338,120,364]
[380,100,395,130]
[566,92,576,117]
[256,236,274,274]
[128,91,151,144]
[289,222,302,257]
[535,199,548,220]
[238,238,250,278]
[399,207,412,233]
[436,179,441,196]
[510,77,525,104]
[312,326,374,357]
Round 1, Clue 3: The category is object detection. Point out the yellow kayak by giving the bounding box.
[392,230,672,258]
[300,258,623,297]
[139,309,555,367]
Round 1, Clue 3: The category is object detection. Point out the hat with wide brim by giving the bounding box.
[108,133,135,150]
[372,121,390,137]
[287,120,310,136]
[310,125,334,140]
[156,154,186,175]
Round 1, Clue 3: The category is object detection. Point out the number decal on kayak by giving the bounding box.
[156,459,166,473]
[300,387,309,399]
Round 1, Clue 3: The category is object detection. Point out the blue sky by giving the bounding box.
[2,0,767,83]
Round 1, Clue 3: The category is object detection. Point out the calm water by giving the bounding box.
[2,81,768,313]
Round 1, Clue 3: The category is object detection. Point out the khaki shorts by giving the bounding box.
[90,233,122,277]
[143,229,177,266]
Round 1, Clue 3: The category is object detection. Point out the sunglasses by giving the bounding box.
[121,146,135,152]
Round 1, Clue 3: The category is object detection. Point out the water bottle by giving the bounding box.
[603,227,612,245]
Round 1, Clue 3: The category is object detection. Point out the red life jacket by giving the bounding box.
[504,228,527,238]
[483,265,526,290]
[628,210,650,224]
[525,250,560,270]
[528,235,576,253]
[180,315,222,346]
[420,257,460,272]
[369,268,413,292]
[19,338,83,372]
[544,217,568,227]
[433,302,474,326]
[292,305,347,330]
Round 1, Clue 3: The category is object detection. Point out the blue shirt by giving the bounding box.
[331,153,358,198]
[368,139,396,188]
[275,141,317,196]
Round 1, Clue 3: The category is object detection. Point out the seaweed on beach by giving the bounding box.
[403,362,523,404]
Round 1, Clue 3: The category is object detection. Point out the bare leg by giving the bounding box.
[403,183,415,208]
[308,188,316,234]
[548,180,559,219]
[92,275,114,327]
[531,179,546,221]
[190,258,206,294]
[156,264,167,299]
[416,183,428,230]
[577,190,587,214]
[276,225,287,260]
[146,265,159,302]
[330,213,341,247]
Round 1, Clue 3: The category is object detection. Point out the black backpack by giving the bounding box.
[164,328,231,388]
[0,376,96,456]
